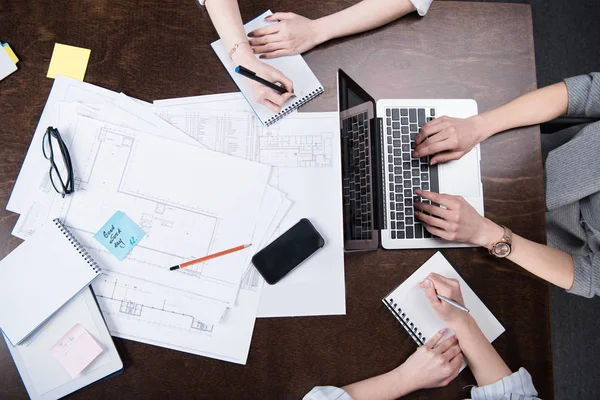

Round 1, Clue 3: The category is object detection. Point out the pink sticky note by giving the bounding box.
[50,323,103,377]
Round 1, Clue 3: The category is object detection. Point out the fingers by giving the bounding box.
[414,211,450,230]
[441,338,461,360]
[424,328,447,349]
[415,190,458,210]
[260,50,293,59]
[420,278,442,310]
[435,335,458,353]
[448,352,464,371]
[415,122,449,146]
[421,222,452,240]
[259,98,282,113]
[427,273,459,296]
[252,42,285,54]
[413,139,454,159]
[249,35,281,47]
[430,150,464,166]
[248,24,279,38]
[415,118,451,145]
[416,190,454,208]
[264,90,293,108]
[268,69,294,93]
[267,12,296,20]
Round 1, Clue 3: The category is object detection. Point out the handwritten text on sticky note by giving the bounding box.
[94,211,146,261]
[50,323,103,378]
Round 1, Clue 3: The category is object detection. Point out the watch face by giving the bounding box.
[493,242,511,257]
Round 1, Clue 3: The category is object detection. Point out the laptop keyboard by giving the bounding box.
[342,111,372,241]
[385,107,439,240]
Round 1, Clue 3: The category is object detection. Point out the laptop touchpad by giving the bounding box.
[438,147,481,197]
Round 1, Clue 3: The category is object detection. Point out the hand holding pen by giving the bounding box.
[229,44,294,112]
[421,273,471,325]
[235,63,295,113]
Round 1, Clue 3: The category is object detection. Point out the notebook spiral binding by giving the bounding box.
[53,218,102,274]
[383,297,425,346]
[265,87,324,126]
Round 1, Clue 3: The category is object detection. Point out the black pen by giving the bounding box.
[235,65,288,94]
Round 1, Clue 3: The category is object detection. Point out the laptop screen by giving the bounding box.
[338,70,381,250]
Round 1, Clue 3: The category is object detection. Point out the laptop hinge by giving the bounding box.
[377,117,386,231]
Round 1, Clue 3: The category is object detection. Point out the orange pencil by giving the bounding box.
[169,244,252,271]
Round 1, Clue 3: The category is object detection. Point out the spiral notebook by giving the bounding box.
[211,10,324,126]
[382,252,504,347]
[0,219,101,345]
[5,288,122,400]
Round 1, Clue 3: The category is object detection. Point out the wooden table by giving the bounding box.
[0,1,553,398]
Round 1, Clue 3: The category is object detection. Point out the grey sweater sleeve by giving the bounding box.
[568,252,600,298]
[564,72,600,118]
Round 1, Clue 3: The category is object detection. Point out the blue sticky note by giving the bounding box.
[94,211,146,261]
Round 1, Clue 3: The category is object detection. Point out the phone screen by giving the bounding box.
[251,218,325,285]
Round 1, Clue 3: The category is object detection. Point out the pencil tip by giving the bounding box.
[246,244,252,248]
[169,266,179,271]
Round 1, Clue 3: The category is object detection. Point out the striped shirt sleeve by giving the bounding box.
[470,368,540,400]
[303,386,353,400]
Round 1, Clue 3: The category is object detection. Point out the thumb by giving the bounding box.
[430,151,463,166]
[268,12,295,21]
[420,279,441,309]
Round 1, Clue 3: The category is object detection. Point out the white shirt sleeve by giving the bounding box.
[303,386,353,400]
[197,0,205,5]
[470,368,540,400]
[409,0,433,16]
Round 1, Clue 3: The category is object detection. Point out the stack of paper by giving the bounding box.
[6,74,345,365]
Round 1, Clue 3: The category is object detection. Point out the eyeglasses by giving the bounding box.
[42,127,74,198]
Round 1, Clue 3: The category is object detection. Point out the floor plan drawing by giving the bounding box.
[257,129,333,168]
[18,115,271,306]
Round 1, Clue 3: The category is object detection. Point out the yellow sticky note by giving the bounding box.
[3,45,18,64]
[47,43,91,81]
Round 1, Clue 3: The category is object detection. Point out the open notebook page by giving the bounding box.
[384,252,504,345]
[211,10,323,126]
[0,220,100,345]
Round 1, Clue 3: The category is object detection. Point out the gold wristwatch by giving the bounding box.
[489,225,513,258]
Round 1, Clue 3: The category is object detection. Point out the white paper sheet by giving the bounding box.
[93,185,289,364]
[154,106,346,317]
[7,76,120,214]
[14,114,271,305]
[154,92,252,112]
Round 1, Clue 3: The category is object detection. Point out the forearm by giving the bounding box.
[205,0,249,54]
[476,82,568,140]
[507,233,575,290]
[342,366,415,400]
[451,316,511,387]
[315,0,417,44]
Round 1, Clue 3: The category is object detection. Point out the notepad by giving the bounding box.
[382,252,504,347]
[5,288,123,400]
[211,10,324,126]
[2,43,19,63]
[0,219,101,345]
[0,42,17,81]
[47,43,91,81]
[50,323,104,377]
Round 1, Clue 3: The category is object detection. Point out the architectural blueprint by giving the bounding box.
[22,115,271,305]
[153,107,346,317]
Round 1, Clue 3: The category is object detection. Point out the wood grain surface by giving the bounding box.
[0,1,552,399]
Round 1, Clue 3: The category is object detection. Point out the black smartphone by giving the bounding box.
[251,218,325,285]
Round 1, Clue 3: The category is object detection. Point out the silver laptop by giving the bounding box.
[338,69,484,250]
